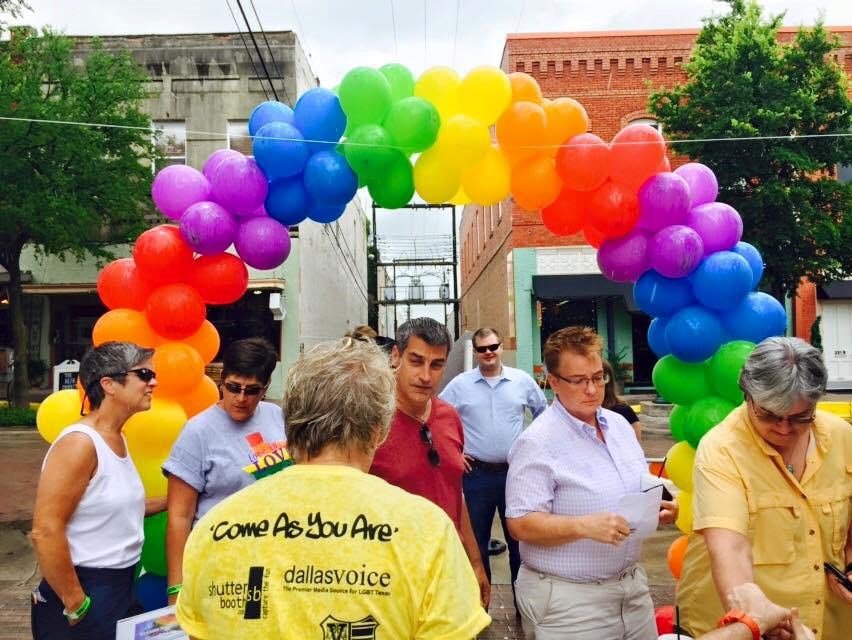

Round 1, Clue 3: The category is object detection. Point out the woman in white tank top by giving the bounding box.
[31,342,167,639]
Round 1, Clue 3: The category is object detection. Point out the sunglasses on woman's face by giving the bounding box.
[419,423,441,467]
[474,343,501,354]
[222,381,266,396]
[103,368,157,383]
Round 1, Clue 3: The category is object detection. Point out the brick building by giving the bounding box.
[460,27,852,388]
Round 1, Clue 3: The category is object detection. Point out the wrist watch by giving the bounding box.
[718,609,761,640]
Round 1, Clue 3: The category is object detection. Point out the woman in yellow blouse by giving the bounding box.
[677,337,851,640]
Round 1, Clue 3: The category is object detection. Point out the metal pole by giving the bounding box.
[451,205,460,339]
[370,202,379,332]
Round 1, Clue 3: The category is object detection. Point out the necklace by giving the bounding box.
[783,431,810,475]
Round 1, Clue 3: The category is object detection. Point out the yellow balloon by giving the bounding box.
[460,66,512,125]
[462,146,511,205]
[435,114,491,170]
[133,452,168,497]
[449,187,471,205]
[414,149,461,204]
[36,389,82,444]
[414,66,461,120]
[664,441,696,493]
[675,491,693,534]
[124,397,188,459]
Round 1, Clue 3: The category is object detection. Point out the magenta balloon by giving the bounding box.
[235,217,292,270]
[179,201,238,255]
[637,172,691,232]
[202,149,242,182]
[245,204,270,218]
[597,229,650,283]
[211,155,269,216]
[151,165,211,220]
[649,225,704,278]
[675,163,719,208]
[687,202,743,256]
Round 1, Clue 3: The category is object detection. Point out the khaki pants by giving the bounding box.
[515,564,657,640]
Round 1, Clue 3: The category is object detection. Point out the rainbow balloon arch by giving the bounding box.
[31,62,786,607]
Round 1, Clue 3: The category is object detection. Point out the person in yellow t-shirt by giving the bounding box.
[677,337,852,640]
[175,337,491,640]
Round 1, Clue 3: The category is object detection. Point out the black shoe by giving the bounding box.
[488,538,507,555]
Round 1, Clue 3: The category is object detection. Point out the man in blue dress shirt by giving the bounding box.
[439,327,547,601]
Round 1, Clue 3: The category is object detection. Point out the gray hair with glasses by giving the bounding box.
[739,337,828,414]
[80,341,155,410]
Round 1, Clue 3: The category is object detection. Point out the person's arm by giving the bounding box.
[459,496,490,609]
[166,475,200,604]
[827,524,852,605]
[30,434,97,623]
[630,420,642,442]
[145,496,167,516]
[507,511,631,546]
[527,378,547,418]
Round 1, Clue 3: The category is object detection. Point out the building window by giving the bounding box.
[629,117,662,133]
[228,120,253,157]
[839,163,852,184]
[152,121,186,171]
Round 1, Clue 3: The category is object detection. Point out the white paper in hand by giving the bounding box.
[616,485,663,540]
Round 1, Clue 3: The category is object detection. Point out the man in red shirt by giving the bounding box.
[370,317,490,608]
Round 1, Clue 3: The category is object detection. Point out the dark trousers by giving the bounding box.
[463,466,520,596]
[31,565,140,640]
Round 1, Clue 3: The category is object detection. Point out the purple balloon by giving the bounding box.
[235,217,292,270]
[211,155,269,216]
[637,172,690,232]
[202,149,242,182]
[649,225,704,278]
[151,165,211,220]
[675,163,719,208]
[597,229,649,283]
[179,201,238,255]
[687,202,743,256]
[245,204,270,218]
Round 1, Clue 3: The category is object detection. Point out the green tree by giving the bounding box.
[650,0,852,302]
[0,28,158,406]
[0,1,31,27]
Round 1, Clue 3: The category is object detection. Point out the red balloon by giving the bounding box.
[145,283,206,340]
[655,605,675,635]
[583,224,605,248]
[587,180,640,238]
[190,254,249,305]
[556,133,610,192]
[133,225,194,287]
[97,258,153,310]
[609,124,667,191]
[541,189,587,236]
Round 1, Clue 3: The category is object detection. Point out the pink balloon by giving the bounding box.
[597,229,649,283]
[151,165,211,220]
[649,225,704,278]
[687,202,743,256]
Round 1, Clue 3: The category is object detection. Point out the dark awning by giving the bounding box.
[532,274,638,312]
[817,281,852,299]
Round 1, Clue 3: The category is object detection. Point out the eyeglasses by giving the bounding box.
[551,371,610,388]
[419,423,441,466]
[102,368,157,383]
[474,343,501,354]
[222,381,267,396]
[751,402,815,426]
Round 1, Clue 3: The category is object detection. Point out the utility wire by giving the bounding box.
[234,0,280,101]
[452,0,461,67]
[289,0,311,60]
[224,0,269,101]
[322,225,369,302]
[515,0,527,32]
[248,0,292,105]
[423,0,427,70]
[390,0,399,61]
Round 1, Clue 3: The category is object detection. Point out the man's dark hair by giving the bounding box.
[395,317,451,355]
[221,337,278,385]
[472,327,501,347]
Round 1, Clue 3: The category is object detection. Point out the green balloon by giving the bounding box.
[140,512,168,576]
[344,124,398,181]
[379,63,415,103]
[652,355,712,406]
[708,340,755,405]
[338,67,393,128]
[685,396,736,449]
[669,404,691,442]
[368,151,414,209]
[383,97,441,153]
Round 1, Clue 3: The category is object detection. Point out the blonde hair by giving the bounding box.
[543,326,603,374]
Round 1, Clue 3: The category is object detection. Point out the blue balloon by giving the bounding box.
[732,241,764,289]
[294,88,347,153]
[303,150,358,206]
[634,270,695,318]
[665,305,723,363]
[691,251,753,310]
[309,201,346,224]
[721,292,787,344]
[136,573,167,612]
[253,122,309,180]
[265,177,310,225]
[647,316,671,358]
[249,101,294,136]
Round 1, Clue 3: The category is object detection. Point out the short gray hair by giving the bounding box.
[80,342,155,410]
[395,317,451,355]
[284,338,395,461]
[739,337,827,414]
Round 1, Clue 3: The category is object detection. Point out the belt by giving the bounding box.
[527,564,638,585]
[469,458,509,472]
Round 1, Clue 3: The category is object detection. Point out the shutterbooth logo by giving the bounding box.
[244,566,265,619]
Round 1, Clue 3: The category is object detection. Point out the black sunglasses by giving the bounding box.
[103,368,157,383]
[221,381,267,396]
[474,343,501,354]
[419,423,441,467]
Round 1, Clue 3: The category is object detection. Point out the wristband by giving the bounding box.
[718,610,761,640]
[166,584,182,596]
[63,595,91,621]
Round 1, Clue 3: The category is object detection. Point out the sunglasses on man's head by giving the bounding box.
[222,381,267,396]
[419,423,441,467]
[474,343,501,354]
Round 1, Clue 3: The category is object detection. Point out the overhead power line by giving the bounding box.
[234,0,280,101]
[248,0,292,105]
[224,0,269,101]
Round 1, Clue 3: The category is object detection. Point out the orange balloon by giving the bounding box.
[92,309,162,348]
[544,98,589,154]
[183,320,220,364]
[152,342,204,398]
[541,189,588,236]
[496,101,547,162]
[508,72,542,104]
[583,224,605,248]
[587,180,640,238]
[179,375,220,419]
[667,534,689,580]
[610,124,667,191]
[556,133,611,192]
[511,155,562,211]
